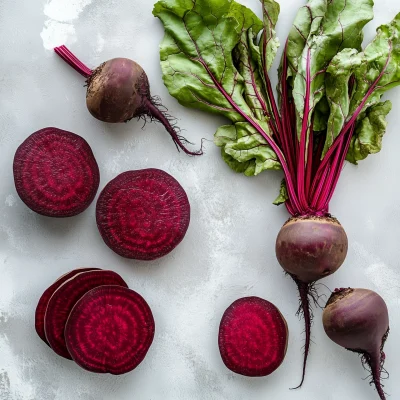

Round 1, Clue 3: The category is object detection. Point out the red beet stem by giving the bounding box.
[144,99,203,156]
[54,45,92,78]
[291,280,311,390]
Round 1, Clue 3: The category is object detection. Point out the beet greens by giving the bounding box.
[154,0,400,388]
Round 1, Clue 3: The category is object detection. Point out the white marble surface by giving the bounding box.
[0,0,399,399]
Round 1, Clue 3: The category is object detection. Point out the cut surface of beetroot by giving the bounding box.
[13,127,100,217]
[45,270,127,359]
[96,169,190,260]
[35,268,100,346]
[218,297,288,377]
[65,285,155,375]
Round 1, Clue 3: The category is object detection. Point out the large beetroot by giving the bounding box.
[13,127,100,217]
[35,267,100,345]
[54,45,202,155]
[218,297,288,377]
[44,270,127,359]
[65,285,155,375]
[96,169,190,260]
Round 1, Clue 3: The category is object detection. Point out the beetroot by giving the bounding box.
[96,169,190,260]
[54,45,202,156]
[44,270,127,359]
[323,288,390,400]
[275,215,348,388]
[13,127,100,217]
[218,297,288,377]
[65,285,155,375]
[35,268,100,346]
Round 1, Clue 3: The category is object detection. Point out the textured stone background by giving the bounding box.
[0,0,399,399]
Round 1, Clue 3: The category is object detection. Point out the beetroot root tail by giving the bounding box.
[145,99,203,156]
[290,279,312,390]
[369,351,387,400]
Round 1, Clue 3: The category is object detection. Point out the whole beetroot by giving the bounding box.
[323,288,389,400]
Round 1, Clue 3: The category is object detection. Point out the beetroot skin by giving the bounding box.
[96,169,190,260]
[35,268,100,346]
[65,285,155,375]
[323,288,390,400]
[13,127,100,217]
[44,270,127,359]
[218,297,288,377]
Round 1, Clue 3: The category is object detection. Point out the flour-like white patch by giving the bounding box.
[96,33,105,53]
[5,195,16,207]
[40,0,93,50]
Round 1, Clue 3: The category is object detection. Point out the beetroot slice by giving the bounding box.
[65,285,155,375]
[44,270,127,359]
[35,268,100,346]
[13,127,100,217]
[218,297,288,377]
[96,169,190,260]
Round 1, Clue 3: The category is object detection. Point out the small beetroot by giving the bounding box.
[54,45,202,155]
[323,288,389,400]
[65,285,155,375]
[35,268,100,346]
[96,169,190,260]
[44,270,127,359]
[218,297,288,377]
[13,127,100,217]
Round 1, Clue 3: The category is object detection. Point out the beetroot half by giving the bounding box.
[13,127,100,217]
[96,169,190,260]
[218,297,288,377]
[44,270,127,359]
[323,288,390,400]
[65,285,155,375]
[35,268,100,346]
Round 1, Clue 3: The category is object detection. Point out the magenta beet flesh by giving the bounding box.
[44,270,127,359]
[218,297,288,377]
[13,128,100,217]
[65,285,155,375]
[35,268,100,345]
[96,169,190,260]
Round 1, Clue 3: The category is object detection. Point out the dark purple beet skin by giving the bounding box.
[96,169,190,261]
[218,297,288,377]
[65,285,155,375]
[323,288,389,400]
[35,268,100,346]
[44,270,128,359]
[13,128,100,218]
[275,216,348,283]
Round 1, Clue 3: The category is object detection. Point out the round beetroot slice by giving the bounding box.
[35,268,100,346]
[45,270,128,359]
[218,297,288,377]
[65,285,155,375]
[13,127,100,217]
[96,169,190,260]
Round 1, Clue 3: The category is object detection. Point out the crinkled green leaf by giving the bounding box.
[346,101,392,164]
[215,122,281,176]
[234,28,268,120]
[153,0,262,122]
[221,147,256,176]
[313,96,330,132]
[273,179,288,206]
[350,13,400,116]
[293,0,373,122]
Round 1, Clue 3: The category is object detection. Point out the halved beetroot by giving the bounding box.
[35,267,100,346]
[96,169,190,260]
[65,285,155,375]
[13,127,100,217]
[44,270,127,359]
[218,297,288,377]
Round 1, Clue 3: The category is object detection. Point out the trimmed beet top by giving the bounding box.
[44,270,128,359]
[218,297,288,377]
[35,267,99,346]
[96,169,190,260]
[13,128,100,217]
[65,285,155,375]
